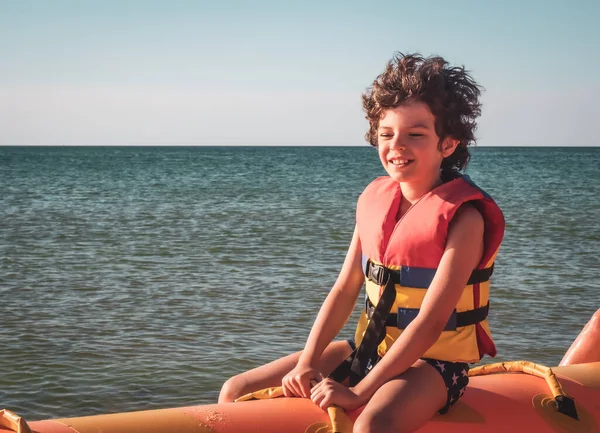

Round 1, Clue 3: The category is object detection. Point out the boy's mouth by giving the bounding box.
[390,158,413,167]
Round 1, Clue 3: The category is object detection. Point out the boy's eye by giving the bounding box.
[409,133,424,138]
[379,133,393,138]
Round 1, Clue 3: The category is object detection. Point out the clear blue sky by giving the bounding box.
[1,0,598,146]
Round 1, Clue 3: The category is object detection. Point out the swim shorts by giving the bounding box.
[421,358,469,414]
[345,339,469,414]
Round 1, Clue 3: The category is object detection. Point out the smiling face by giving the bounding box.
[377,101,458,188]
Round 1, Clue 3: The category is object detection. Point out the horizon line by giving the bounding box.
[1,144,598,148]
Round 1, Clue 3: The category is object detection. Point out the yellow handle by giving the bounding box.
[0,409,32,433]
[234,386,354,433]
[234,386,284,402]
[327,406,353,433]
[469,360,566,399]
[469,360,579,420]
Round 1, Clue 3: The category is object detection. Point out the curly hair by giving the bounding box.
[363,53,482,175]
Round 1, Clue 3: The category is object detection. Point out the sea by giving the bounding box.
[1,145,599,420]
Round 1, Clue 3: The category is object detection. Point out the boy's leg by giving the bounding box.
[218,340,353,403]
[353,360,446,433]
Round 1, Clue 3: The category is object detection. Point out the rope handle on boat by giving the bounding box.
[0,409,32,433]
[469,360,579,420]
[235,382,353,433]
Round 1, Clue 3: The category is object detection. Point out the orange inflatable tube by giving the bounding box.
[1,363,598,433]
[2,310,599,433]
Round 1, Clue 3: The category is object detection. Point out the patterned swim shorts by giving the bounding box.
[345,339,469,414]
[422,358,470,414]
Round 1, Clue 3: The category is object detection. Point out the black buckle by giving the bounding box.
[368,262,388,286]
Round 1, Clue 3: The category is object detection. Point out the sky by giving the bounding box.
[1,0,598,146]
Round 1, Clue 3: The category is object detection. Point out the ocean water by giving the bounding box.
[1,145,599,420]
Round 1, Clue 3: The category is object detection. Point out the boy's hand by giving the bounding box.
[310,378,365,411]
[282,365,323,398]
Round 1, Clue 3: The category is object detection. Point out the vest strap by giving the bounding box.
[328,274,396,386]
[366,298,490,331]
[365,259,494,288]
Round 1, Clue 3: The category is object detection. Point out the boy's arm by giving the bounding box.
[283,225,364,397]
[352,205,485,402]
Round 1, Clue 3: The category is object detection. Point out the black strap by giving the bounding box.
[365,260,494,287]
[454,303,489,327]
[467,266,494,285]
[328,275,397,386]
[366,298,489,330]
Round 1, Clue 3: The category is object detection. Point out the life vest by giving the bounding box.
[353,174,505,363]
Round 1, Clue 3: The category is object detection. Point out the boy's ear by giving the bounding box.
[441,138,460,157]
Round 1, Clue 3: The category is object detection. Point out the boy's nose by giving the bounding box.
[389,137,407,150]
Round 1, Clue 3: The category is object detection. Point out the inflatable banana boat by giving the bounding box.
[2,310,600,433]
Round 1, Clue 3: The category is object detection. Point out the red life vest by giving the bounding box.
[354,175,505,363]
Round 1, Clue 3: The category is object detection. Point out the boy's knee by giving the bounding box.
[352,412,420,433]
[353,413,388,433]
[353,413,411,433]
[218,375,246,403]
